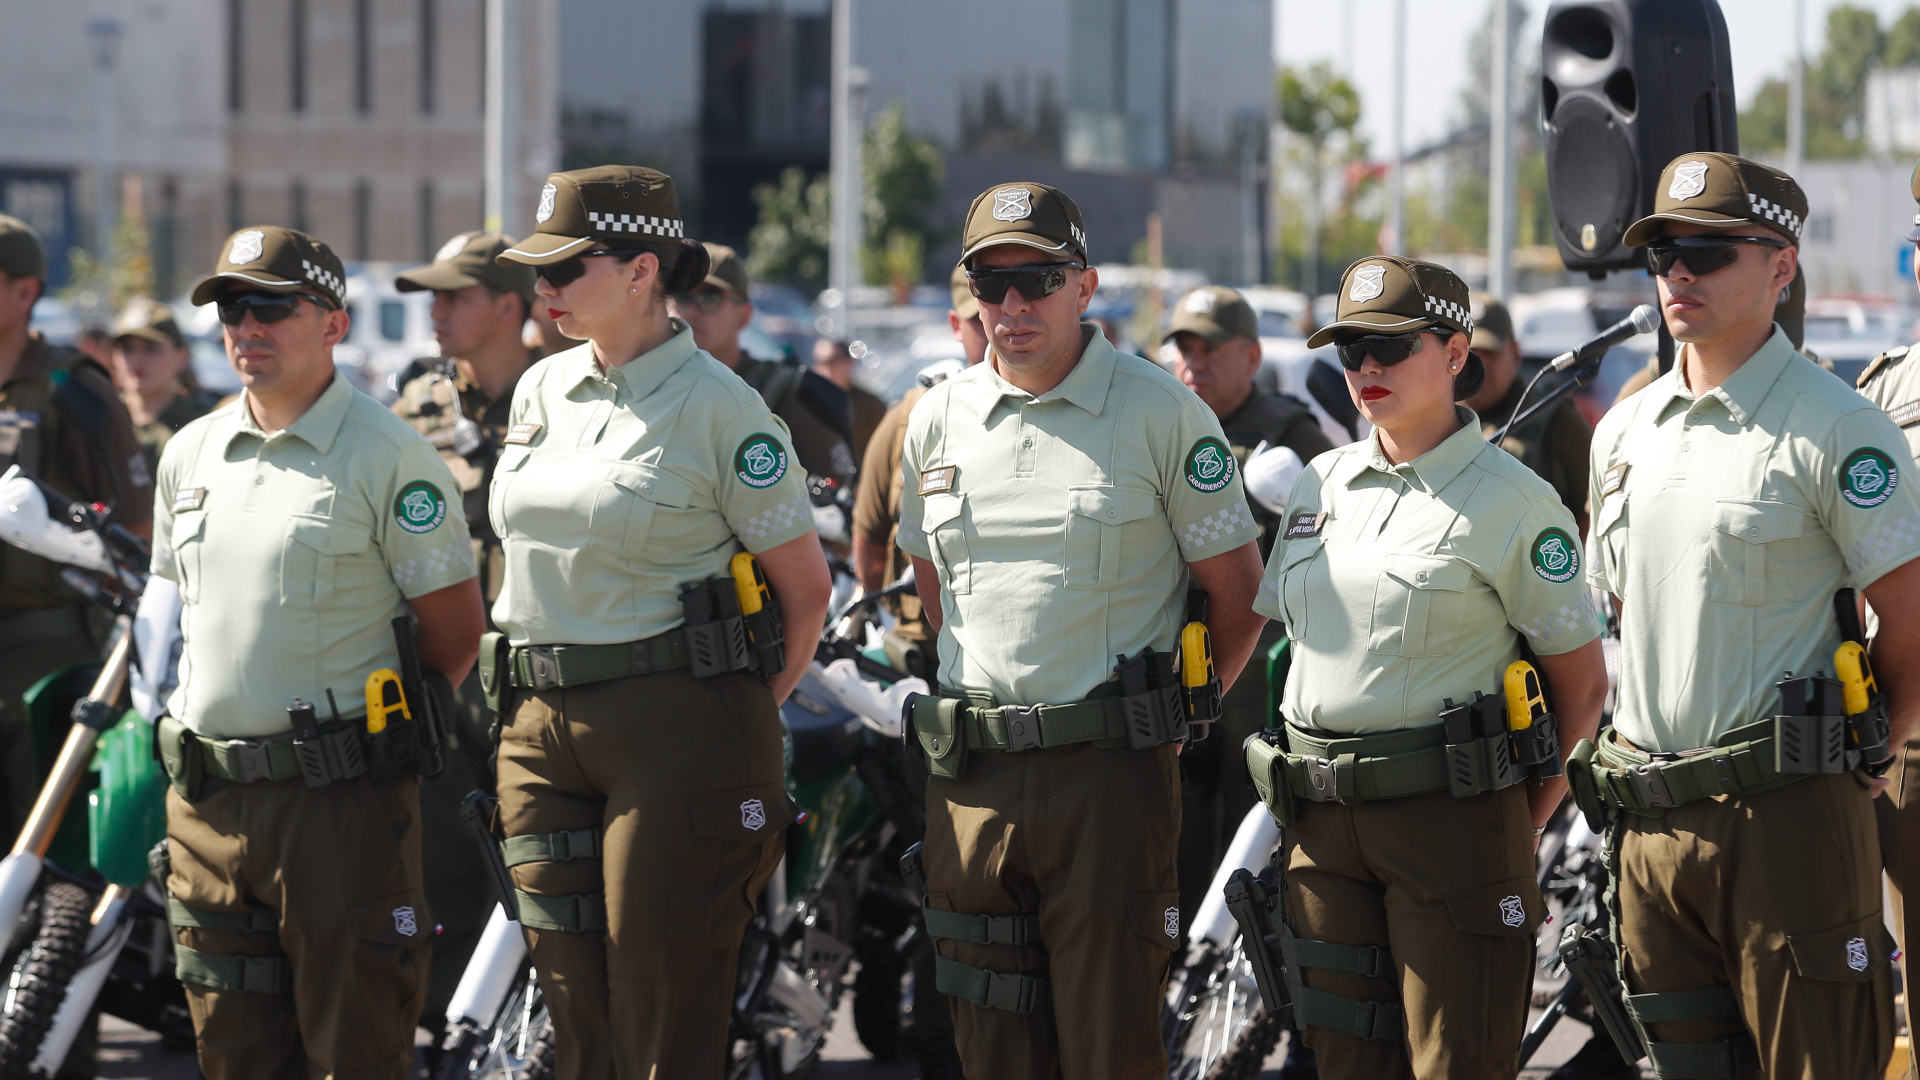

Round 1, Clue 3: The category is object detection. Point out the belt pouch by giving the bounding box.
[914,695,969,781]
[157,715,202,800]
[1442,696,1487,797]
[1118,648,1186,750]
[1514,712,1564,779]
[681,579,751,678]
[1847,703,1892,770]
[478,631,509,715]
[1244,730,1295,826]
[1774,714,1846,774]
[365,719,420,783]
[1564,738,1608,832]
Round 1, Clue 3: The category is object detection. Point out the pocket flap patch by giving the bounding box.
[1443,879,1541,937]
[1382,553,1474,592]
[1712,499,1806,545]
[689,783,796,843]
[1067,485,1157,525]
[1787,912,1894,981]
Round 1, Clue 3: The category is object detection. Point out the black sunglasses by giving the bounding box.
[1643,235,1787,278]
[536,248,641,288]
[966,262,1084,305]
[1334,327,1453,371]
[216,293,320,326]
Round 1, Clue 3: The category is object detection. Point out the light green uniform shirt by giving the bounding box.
[151,376,477,738]
[1856,343,1920,462]
[490,324,815,647]
[1255,408,1602,734]
[897,326,1255,706]
[1588,329,1920,752]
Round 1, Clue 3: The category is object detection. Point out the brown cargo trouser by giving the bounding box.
[496,670,789,1080]
[1284,783,1539,1080]
[1889,730,1920,1007]
[166,773,430,1080]
[923,740,1182,1080]
[1616,772,1895,1080]
[1178,622,1282,934]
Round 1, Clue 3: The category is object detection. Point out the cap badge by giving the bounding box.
[1183,291,1216,314]
[435,234,469,263]
[228,230,264,265]
[536,183,557,224]
[1349,264,1386,303]
[991,187,1033,222]
[1669,160,1709,201]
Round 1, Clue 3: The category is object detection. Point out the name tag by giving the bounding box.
[1284,512,1326,540]
[503,422,542,446]
[1889,400,1920,429]
[917,466,957,496]
[172,488,206,512]
[1602,462,1630,497]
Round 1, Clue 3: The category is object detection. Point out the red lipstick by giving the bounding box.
[1360,386,1391,401]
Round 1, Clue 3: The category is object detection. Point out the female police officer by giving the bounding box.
[1245,257,1608,1080]
[490,166,831,1079]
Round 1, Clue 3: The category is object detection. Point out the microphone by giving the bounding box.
[1547,304,1660,372]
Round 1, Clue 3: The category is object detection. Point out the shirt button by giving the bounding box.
[1748,528,1759,536]
[1679,444,1690,453]
[642,484,653,494]
[1107,509,1117,519]
[254,477,264,485]
[1417,572,1428,582]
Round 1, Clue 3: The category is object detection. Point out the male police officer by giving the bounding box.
[391,230,539,1029]
[152,226,485,1079]
[1580,153,1920,1078]
[1464,294,1592,532]
[1162,285,1333,933]
[0,214,151,841]
[898,183,1266,1079]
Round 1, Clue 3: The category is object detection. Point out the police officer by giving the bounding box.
[1579,152,1920,1078]
[150,225,485,1078]
[109,297,221,474]
[672,243,860,486]
[0,214,152,842]
[389,230,540,1029]
[1463,294,1592,531]
[1163,284,1335,935]
[1242,257,1607,1080]
[810,336,888,460]
[490,166,832,1079]
[897,182,1266,1079]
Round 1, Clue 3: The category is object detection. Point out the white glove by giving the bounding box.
[1243,442,1305,515]
[815,658,928,738]
[0,465,110,573]
[131,576,184,723]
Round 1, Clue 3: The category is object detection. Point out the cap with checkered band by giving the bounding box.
[1623,152,1807,248]
[190,226,347,309]
[960,182,1089,266]
[395,230,537,307]
[1305,257,1474,349]
[497,165,688,266]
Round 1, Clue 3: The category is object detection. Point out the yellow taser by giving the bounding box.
[1181,621,1215,693]
[1505,661,1548,734]
[365,669,410,734]
[1836,640,1878,718]
[730,551,770,617]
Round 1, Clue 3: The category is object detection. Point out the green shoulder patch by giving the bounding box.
[735,433,789,489]
[1840,447,1899,509]
[1185,436,1235,493]
[393,480,448,534]
[1530,527,1579,584]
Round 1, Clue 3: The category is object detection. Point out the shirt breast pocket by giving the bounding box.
[1707,499,1808,606]
[920,492,971,595]
[168,510,207,603]
[1369,553,1476,657]
[488,445,531,539]
[283,514,371,610]
[601,461,695,561]
[1274,538,1323,637]
[1064,486,1158,590]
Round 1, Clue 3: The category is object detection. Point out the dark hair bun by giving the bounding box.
[1452,347,1485,402]
[659,239,711,297]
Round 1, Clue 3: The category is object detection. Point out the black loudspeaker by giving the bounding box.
[1541,0,1738,275]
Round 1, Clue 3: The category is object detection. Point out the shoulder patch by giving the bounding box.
[1530,527,1580,583]
[393,480,449,534]
[1841,447,1900,509]
[734,433,789,489]
[1861,344,1913,387]
[1185,436,1235,493]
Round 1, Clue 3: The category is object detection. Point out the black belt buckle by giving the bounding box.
[1623,762,1677,808]
[1298,755,1343,803]
[999,705,1045,753]
[226,740,275,784]
[522,645,561,691]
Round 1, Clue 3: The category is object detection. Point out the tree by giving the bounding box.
[746,168,832,293]
[1741,3,1903,159]
[861,103,944,299]
[1279,63,1362,297]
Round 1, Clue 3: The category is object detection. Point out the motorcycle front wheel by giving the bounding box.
[0,882,94,1078]
[447,967,553,1080]
[1165,936,1283,1080]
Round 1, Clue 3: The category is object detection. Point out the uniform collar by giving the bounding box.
[1354,406,1486,491]
[1662,324,1795,427]
[979,323,1115,415]
[233,372,354,453]
[561,319,698,401]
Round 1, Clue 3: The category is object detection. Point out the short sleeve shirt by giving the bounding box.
[1588,329,1920,752]
[150,376,477,737]
[1856,343,1920,462]
[1255,409,1602,734]
[897,326,1256,706]
[490,324,815,647]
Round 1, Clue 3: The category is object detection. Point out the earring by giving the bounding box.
[629,286,637,295]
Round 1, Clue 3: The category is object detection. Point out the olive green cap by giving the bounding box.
[960,182,1089,266]
[1468,292,1513,353]
[396,231,537,306]
[1623,152,1806,248]
[0,215,48,280]
[1163,286,1257,345]
[190,226,347,308]
[1305,257,1474,349]
[701,242,750,298]
[1906,159,1920,242]
[949,263,978,321]
[111,297,185,348]
[498,165,686,266]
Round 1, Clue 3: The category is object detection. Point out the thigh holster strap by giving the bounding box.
[167,897,278,933]
[175,945,291,994]
[501,828,604,868]
[1626,984,1759,1079]
[921,907,1042,946]
[514,890,608,933]
[1293,983,1405,1041]
[1292,937,1394,978]
[933,954,1050,1014]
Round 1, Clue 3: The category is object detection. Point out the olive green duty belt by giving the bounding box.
[913,685,1170,783]
[1570,722,1813,818]
[157,715,358,791]
[508,630,691,691]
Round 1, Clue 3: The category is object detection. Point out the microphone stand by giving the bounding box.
[1490,349,1612,445]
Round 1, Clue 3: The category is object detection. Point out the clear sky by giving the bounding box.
[1275,0,1920,158]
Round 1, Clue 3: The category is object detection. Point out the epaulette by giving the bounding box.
[1860,344,1912,388]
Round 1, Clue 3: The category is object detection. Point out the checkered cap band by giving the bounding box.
[587,211,685,239]
[1423,294,1474,335]
[302,259,345,305]
[1748,194,1803,238]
